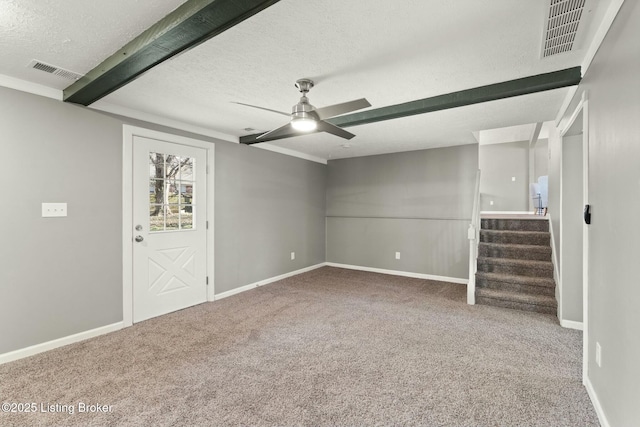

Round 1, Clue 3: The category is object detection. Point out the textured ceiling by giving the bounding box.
[0,0,612,161]
[0,0,188,89]
[270,88,570,160]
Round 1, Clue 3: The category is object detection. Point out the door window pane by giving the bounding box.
[149,153,165,179]
[149,205,165,231]
[180,210,193,229]
[179,182,194,204]
[180,157,194,181]
[149,179,164,204]
[166,205,180,230]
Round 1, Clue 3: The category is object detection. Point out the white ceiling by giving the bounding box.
[0,0,613,161]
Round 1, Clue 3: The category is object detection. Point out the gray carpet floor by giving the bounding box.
[0,267,598,426]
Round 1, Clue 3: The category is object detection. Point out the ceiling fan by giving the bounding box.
[235,79,371,141]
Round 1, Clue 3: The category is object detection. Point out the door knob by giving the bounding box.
[135,235,144,242]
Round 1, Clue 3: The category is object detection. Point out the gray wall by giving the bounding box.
[479,141,529,211]
[0,87,123,354]
[561,134,583,322]
[534,139,549,180]
[0,86,326,354]
[556,0,640,423]
[326,144,478,279]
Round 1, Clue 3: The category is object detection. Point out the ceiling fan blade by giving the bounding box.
[315,98,371,120]
[256,123,295,140]
[232,102,290,117]
[316,121,356,140]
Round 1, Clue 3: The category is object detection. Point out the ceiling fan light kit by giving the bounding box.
[291,116,318,132]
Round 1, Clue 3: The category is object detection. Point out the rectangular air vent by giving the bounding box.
[542,0,586,57]
[28,60,83,81]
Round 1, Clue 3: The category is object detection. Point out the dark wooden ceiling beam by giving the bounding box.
[240,67,581,145]
[64,0,281,106]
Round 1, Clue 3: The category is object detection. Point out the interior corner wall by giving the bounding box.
[0,86,326,355]
[213,143,326,293]
[326,144,478,280]
[479,140,530,211]
[558,0,640,424]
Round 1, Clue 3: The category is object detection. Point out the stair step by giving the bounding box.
[477,257,554,278]
[481,218,549,232]
[476,272,556,296]
[480,230,550,246]
[476,288,557,314]
[478,242,551,262]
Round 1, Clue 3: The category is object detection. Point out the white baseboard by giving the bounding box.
[560,319,584,330]
[0,322,124,365]
[479,211,533,215]
[585,375,611,427]
[325,262,468,285]
[214,263,327,300]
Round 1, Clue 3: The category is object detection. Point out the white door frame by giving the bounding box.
[560,93,589,384]
[122,125,215,327]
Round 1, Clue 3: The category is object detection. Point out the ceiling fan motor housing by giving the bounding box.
[291,97,318,120]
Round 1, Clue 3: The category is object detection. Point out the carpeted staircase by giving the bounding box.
[475,217,557,314]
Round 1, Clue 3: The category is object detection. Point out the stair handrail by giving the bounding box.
[467,169,481,304]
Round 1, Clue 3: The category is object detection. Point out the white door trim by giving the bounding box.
[559,93,589,384]
[122,125,215,327]
[581,99,590,386]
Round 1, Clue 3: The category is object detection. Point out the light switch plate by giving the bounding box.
[42,203,67,217]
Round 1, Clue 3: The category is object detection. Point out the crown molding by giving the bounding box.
[90,100,238,143]
[0,74,63,100]
[254,143,328,164]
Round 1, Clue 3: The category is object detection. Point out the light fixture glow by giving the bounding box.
[291,117,317,132]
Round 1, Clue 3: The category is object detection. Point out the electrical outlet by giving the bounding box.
[290,252,295,260]
[395,252,401,260]
[511,176,516,182]
[490,200,494,206]
[595,342,602,367]
[42,203,67,217]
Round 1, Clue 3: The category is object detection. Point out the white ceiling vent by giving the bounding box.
[28,60,83,81]
[542,0,586,57]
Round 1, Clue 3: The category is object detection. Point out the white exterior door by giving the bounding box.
[132,136,207,323]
